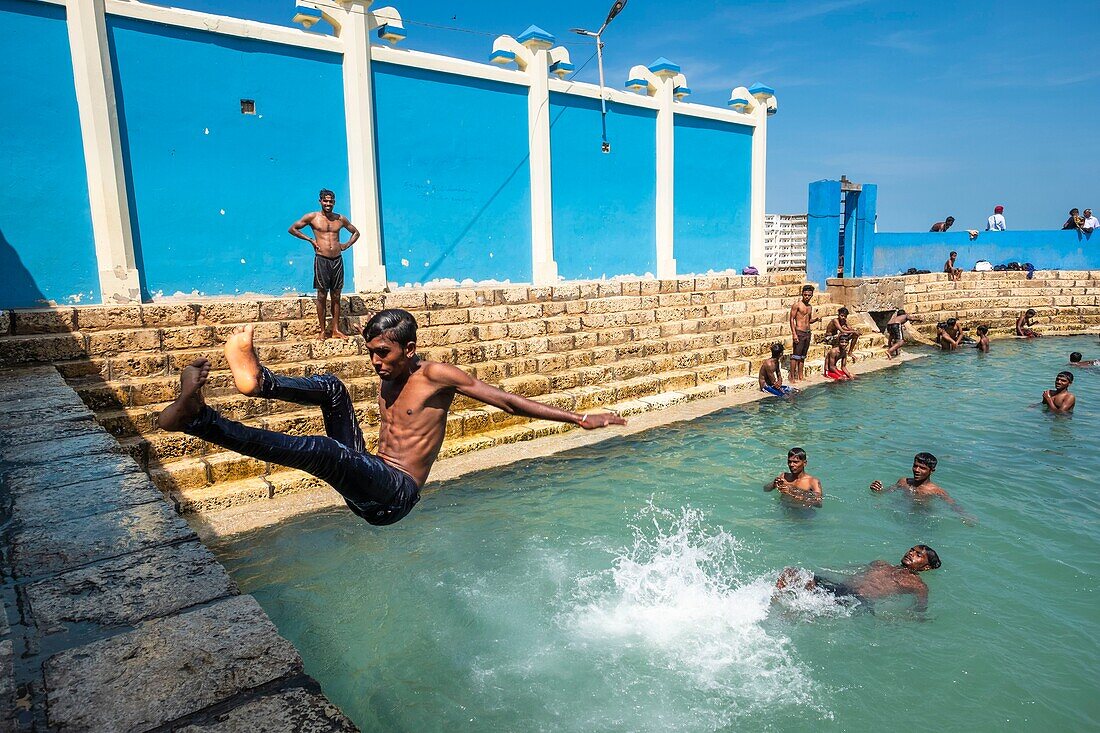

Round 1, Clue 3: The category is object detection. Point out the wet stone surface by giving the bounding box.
[43,596,302,732]
[0,365,357,731]
[25,540,238,633]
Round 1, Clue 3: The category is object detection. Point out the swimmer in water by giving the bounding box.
[1069,352,1099,367]
[975,324,990,353]
[870,452,973,522]
[937,318,961,350]
[765,447,823,507]
[758,343,798,397]
[775,545,941,612]
[1042,371,1076,413]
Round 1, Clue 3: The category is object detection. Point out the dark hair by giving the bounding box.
[770,343,784,359]
[1070,352,1082,363]
[838,332,851,343]
[1058,370,1074,383]
[838,307,849,316]
[945,318,957,327]
[1025,308,1036,317]
[801,284,814,293]
[949,251,957,257]
[319,188,335,200]
[914,452,938,470]
[896,308,906,315]
[945,216,955,222]
[788,447,807,460]
[363,308,418,345]
[976,325,989,335]
[1070,208,1080,215]
[916,544,942,570]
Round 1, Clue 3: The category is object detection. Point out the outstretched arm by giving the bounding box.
[340,216,360,250]
[288,214,317,249]
[431,363,626,429]
[870,478,906,492]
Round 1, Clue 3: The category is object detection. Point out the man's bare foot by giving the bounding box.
[330,328,348,339]
[318,331,329,341]
[225,325,263,396]
[158,359,210,431]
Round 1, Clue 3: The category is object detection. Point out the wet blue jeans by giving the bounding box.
[184,368,419,525]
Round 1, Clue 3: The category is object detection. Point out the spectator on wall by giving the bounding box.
[1063,208,1084,231]
[986,205,1006,231]
[1082,209,1098,233]
[930,216,955,232]
[943,251,962,281]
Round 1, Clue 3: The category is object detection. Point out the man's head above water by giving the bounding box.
[912,452,937,482]
[902,544,941,571]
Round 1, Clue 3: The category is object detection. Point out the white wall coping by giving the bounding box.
[372,44,527,87]
[672,100,758,127]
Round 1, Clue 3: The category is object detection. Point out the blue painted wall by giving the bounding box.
[549,94,657,279]
[672,115,753,274]
[806,179,841,287]
[0,0,100,308]
[107,16,348,298]
[864,230,1100,275]
[373,63,531,285]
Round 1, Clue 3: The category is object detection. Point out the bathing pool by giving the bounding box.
[214,335,1100,731]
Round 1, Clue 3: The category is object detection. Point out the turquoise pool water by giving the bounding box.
[214,335,1100,732]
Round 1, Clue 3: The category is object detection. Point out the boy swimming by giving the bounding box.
[775,545,941,612]
[765,447,822,507]
[975,324,990,353]
[1041,371,1076,413]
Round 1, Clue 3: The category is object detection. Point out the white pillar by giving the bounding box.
[527,47,558,285]
[747,84,776,274]
[654,79,676,279]
[66,0,142,304]
[336,3,387,291]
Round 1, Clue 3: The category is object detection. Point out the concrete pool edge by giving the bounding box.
[190,350,929,541]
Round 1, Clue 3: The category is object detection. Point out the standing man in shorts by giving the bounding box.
[884,309,917,359]
[289,189,360,340]
[789,285,821,382]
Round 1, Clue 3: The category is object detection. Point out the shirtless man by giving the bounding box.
[1042,371,1076,413]
[765,447,822,507]
[758,343,797,397]
[157,309,626,526]
[824,307,860,359]
[1016,308,1041,338]
[870,452,970,520]
[884,309,917,359]
[788,285,821,382]
[289,189,360,339]
[775,545,941,612]
[936,318,961,350]
[943,250,962,281]
[975,324,990,353]
[1069,352,1100,367]
[824,333,854,380]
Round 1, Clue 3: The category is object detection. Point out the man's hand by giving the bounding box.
[577,412,627,429]
[870,480,884,491]
[774,475,792,491]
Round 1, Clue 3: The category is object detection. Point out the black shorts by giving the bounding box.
[814,574,860,601]
[314,253,345,292]
[887,323,902,343]
[792,330,811,359]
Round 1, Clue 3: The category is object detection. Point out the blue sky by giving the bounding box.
[155,0,1097,231]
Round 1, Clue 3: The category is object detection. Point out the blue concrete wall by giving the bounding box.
[373,63,531,285]
[806,180,841,287]
[107,16,348,298]
[549,94,657,279]
[0,0,100,308]
[673,115,753,274]
[863,230,1100,275]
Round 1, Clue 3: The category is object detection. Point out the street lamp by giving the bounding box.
[570,0,628,153]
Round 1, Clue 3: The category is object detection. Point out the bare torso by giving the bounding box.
[374,362,457,486]
[759,358,782,389]
[791,301,813,333]
[304,211,349,258]
[846,561,927,600]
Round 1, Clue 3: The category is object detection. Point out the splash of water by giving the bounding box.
[560,503,845,726]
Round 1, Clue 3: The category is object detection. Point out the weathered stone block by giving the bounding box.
[1,430,119,465]
[3,452,140,494]
[507,320,546,339]
[43,595,301,733]
[140,303,199,327]
[500,374,550,398]
[0,333,86,364]
[425,308,470,326]
[27,540,236,632]
[12,308,77,334]
[206,453,267,484]
[424,290,459,309]
[85,328,162,356]
[109,352,169,378]
[197,301,261,324]
[257,298,303,321]
[0,310,10,336]
[161,325,217,350]
[175,686,357,733]
[13,498,191,577]
[496,286,530,304]
[77,305,143,331]
[150,458,210,493]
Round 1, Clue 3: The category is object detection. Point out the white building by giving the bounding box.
[763,213,807,271]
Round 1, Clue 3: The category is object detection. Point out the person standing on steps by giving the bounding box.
[788,285,821,382]
[157,309,627,526]
[289,189,360,340]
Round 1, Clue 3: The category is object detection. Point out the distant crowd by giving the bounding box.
[929,205,1098,235]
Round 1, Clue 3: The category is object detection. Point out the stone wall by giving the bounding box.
[0,366,356,731]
